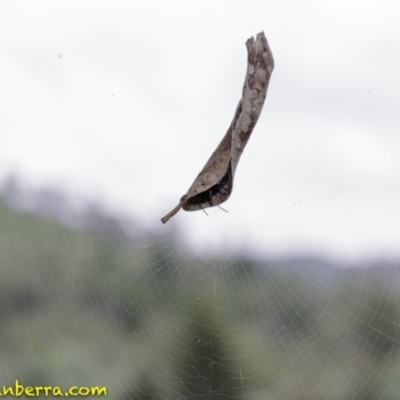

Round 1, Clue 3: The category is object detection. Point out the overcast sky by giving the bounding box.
[1,0,399,261]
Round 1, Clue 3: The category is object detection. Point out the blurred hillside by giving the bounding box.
[0,176,400,399]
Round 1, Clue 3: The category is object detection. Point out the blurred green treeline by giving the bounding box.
[0,197,400,400]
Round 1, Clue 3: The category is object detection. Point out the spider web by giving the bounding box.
[0,186,399,399]
[1,1,400,399]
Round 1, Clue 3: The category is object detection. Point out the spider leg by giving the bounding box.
[199,202,209,216]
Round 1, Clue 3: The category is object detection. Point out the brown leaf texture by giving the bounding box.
[161,32,274,224]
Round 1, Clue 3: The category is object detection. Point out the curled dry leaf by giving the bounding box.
[161,31,274,224]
